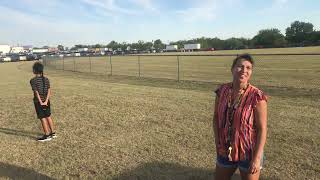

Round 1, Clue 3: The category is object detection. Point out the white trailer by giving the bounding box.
[78,48,88,52]
[100,48,109,51]
[32,48,48,53]
[165,45,178,51]
[184,43,201,51]
[0,45,11,55]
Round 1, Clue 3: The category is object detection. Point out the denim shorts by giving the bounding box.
[216,155,264,172]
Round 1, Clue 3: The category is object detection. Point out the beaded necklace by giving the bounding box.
[226,83,248,161]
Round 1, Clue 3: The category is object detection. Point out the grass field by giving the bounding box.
[0,47,319,179]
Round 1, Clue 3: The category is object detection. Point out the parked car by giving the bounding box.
[34,53,42,60]
[1,56,11,62]
[0,55,5,62]
[26,54,35,61]
[19,54,27,61]
[9,54,20,62]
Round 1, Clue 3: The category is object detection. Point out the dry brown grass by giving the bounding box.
[0,48,319,179]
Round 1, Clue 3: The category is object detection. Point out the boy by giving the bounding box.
[30,62,57,142]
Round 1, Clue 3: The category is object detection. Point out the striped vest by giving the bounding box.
[215,83,267,161]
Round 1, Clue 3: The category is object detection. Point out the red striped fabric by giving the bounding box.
[215,83,267,161]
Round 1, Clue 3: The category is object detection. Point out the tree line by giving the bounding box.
[67,20,319,51]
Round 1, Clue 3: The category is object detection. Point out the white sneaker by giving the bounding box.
[37,135,52,142]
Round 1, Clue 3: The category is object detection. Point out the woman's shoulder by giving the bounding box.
[248,84,265,94]
[214,82,232,96]
[217,82,232,89]
[248,84,268,102]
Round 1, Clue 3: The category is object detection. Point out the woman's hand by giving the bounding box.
[249,159,261,174]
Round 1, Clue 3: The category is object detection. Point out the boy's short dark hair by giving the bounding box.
[33,62,44,74]
[231,53,254,69]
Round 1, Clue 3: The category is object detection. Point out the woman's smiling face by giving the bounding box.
[232,59,253,84]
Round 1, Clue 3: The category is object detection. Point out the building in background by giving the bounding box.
[0,45,11,55]
[11,46,25,54]
[23,45,33,52]
[48,47,59,53]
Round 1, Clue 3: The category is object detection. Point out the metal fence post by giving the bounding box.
[73,56,76,72]
[109,55,112,76]
[106,55,108,75]
[54,58,57,69]
[89,56,92,73]
[62,56,64,71]
[177,55,180,81]
[138,55,141,77]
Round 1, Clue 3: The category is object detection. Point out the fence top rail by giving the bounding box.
[128,53,320,57]
[43,53,320,59]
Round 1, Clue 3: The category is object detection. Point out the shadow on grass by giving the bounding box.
[0,127,40,139]
[113,161,242,180]
[0,162,55,180]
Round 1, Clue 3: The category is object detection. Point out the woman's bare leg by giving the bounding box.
[215,164,237,180]
[239,169,261,180]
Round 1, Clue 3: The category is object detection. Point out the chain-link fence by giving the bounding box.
[43,54,320,90]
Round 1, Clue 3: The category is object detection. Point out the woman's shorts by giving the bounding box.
[34,101,51,119]
[216,155,264,172]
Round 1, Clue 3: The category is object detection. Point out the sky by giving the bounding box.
[0,0,319,47]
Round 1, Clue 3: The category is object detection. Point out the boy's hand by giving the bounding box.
[41,101,48,106]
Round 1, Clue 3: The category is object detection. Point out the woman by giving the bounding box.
[213,54,267,180]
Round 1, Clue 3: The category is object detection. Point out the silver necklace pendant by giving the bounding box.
[233,104,238,109]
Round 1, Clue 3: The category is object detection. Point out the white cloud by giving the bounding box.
[130,0,157,11]
[0,5,114,46]
[274,0,289,5]
[175,0,217,22]
[81,0,139,15]
[257,0,291,16]
[271,0,290,9]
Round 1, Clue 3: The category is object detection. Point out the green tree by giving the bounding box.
[308,31,320,45]
[120,42,128,51]
[153,39,165,50]
[92,44,102,48]
[137,40,145,50]
[144,42,153,50]
[57,45,64,51]
[209,37,224,50]
[285,21,314,46]
[252,29,286,48]
[223,38,245,50]
[107,41,120,50]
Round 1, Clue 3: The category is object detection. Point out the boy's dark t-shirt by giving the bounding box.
[30,76,50,102]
